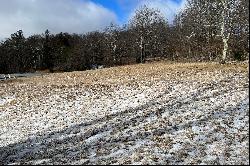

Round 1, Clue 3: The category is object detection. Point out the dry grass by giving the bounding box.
[0,61,248,107]
[1,61,248,86]
[0,61,249,165]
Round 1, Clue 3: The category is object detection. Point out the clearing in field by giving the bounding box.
[0,61,249,165]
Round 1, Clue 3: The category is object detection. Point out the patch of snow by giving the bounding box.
[0,65,248,165]
[85,131,110,145]
[0,96,15,106]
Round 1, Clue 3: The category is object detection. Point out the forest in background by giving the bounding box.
[0,0,248,74]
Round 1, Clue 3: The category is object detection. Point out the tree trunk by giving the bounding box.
[220,0,230,64]
[141,47,143,63]
[221,38,229,64]
[188,45,191,58]
[140,36,144,63]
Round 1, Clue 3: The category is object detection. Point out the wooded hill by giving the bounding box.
[0,0,248,74]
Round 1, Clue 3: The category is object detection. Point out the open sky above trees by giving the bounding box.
[0,0,186,40]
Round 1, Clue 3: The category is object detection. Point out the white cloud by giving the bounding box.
[128,0,187,24]
[0,0,117,40]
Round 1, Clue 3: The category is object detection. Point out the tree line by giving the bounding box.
[0,0,248,74]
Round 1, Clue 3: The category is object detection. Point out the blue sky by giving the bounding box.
[91,0,128,23]
[91,0,186,24]
[0,0,186,40]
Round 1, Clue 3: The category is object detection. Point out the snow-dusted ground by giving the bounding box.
[0,62,249,165]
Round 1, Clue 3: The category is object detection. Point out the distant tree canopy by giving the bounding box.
[172,0,249,62]
[0,1,248,74]
[128,5,168,63]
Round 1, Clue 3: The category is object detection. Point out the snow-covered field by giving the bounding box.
[0,62,249,165]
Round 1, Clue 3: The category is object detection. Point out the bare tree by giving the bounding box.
[219,0,233,63]
[104,23,121,65]
[177,0,245,62]
[129,5,166,63]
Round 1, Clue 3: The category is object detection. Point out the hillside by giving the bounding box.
[0,61,249,165]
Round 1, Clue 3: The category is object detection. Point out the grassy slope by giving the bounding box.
[0,61,249,165]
